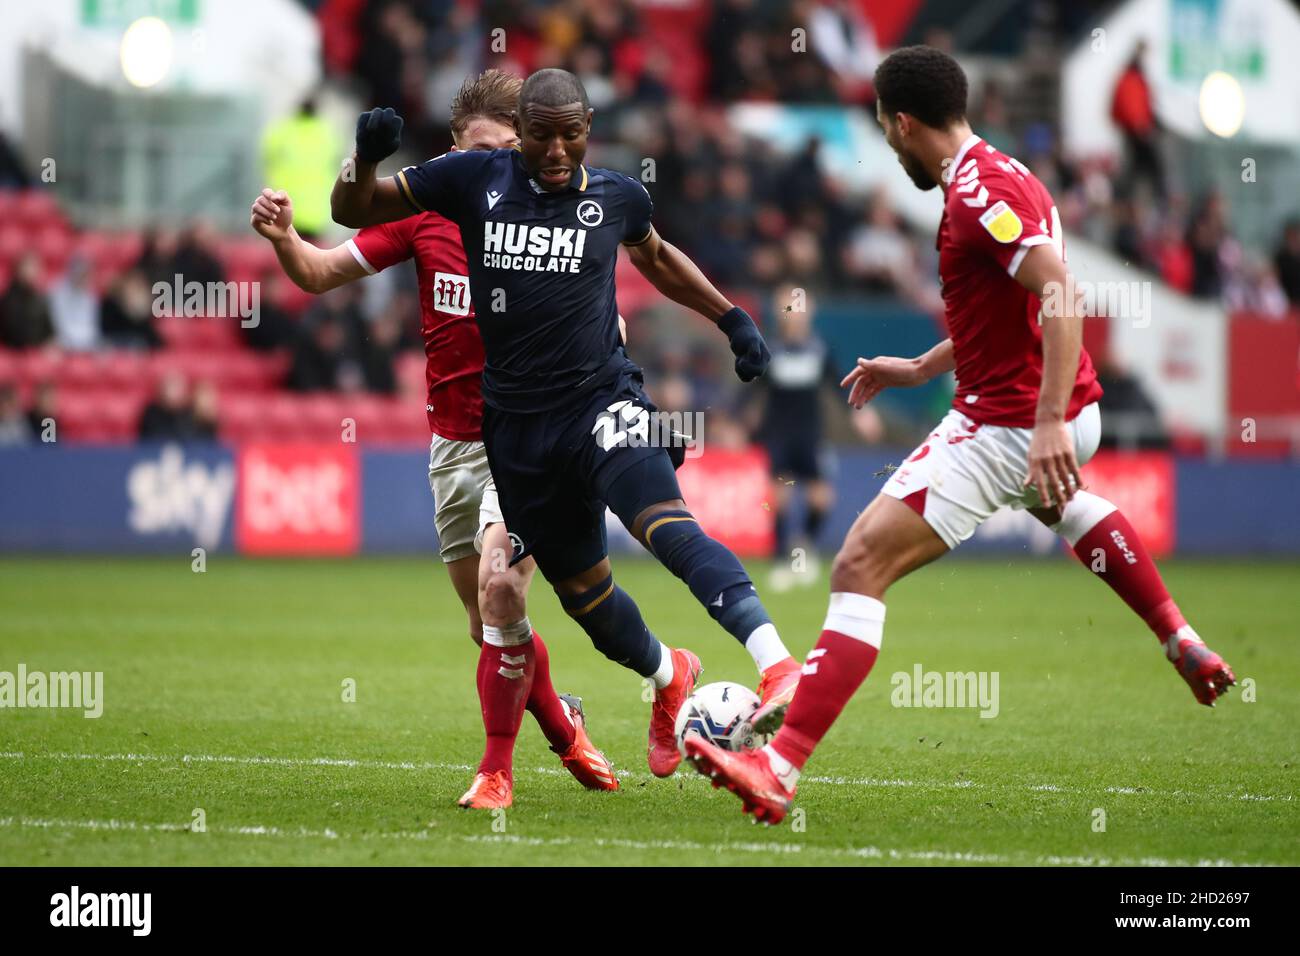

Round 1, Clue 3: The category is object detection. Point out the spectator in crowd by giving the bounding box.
[1274,217,1300,309]
[241,267,298,352]
[48,255,100,351]
[1187,192,1240,300]
[1110,196,1147,268]
[134,228,182,289]
[1152,215,1194,294]
[971,79,1015,156]
[138,371,202,442]
[0,253,53,349]
[190,380,220,441]
[359,311,402,395]
[0,383,30,446]
[843,188,915,294]
[289,312,355,392]
[26,380,57,442]
[1110,40,1164,200]
[100,269,162,350]
[260,96,340,241]
[1095,350,1168,450]
[288,286,375,392]
[1225,254,1290,319]
[171,221,226,289]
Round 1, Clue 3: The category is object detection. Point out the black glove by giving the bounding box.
[717,306,770,382]
[354,107,403,164]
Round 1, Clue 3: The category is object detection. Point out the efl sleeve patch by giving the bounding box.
[978,200,1023,243]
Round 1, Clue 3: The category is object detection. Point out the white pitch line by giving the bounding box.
[0,750,1291,803]
[0,816,1264,867]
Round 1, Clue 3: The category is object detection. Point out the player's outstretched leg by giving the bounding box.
[1033,492,1236,706]
[602,454,801,732]
[461,524,619,807]
[554,558,700,777]
[688,495,947,823]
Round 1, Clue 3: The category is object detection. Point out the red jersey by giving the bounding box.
[348,212,484,441]
[937,135,1102,428]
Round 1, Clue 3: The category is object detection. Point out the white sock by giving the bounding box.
[482,617,533,647]
[762,745,799,793]
[650,641,675,689]
[745,622,790,673]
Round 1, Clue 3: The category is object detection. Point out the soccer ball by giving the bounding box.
[673,681,770,757]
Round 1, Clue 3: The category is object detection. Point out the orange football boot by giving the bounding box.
[554,694,619,791]
[751,656,801,735]
[685,736,794,825]
[457,769,512,809]
[647,648,701,777]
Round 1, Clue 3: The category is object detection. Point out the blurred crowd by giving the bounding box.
[0,219,426,446]
[3,0,1298,449]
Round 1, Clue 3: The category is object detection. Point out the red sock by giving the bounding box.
[1072,510,1186,644]
[525,632,576,752]
[475,636,535,779]
[770,593,885,770]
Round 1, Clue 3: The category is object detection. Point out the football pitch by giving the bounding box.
[1,556,1295,867]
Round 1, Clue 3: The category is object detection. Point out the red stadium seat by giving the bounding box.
[100,351,151,390]
[0,224,27,263]
[13,191,67,230]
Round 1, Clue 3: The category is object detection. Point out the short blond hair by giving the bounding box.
[449,69,523,136]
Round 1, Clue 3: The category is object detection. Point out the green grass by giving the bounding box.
[0,556,1296,866]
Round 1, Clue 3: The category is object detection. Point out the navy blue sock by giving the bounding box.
[558,574,662,677]
[638,510,774,647]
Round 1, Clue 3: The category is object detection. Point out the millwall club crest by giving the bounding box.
[577,199,603,227]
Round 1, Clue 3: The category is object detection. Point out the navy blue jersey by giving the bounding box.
[394,148,654,413]
[758,334,837,442]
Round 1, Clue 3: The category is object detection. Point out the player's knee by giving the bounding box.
[830,534,892,598]
[630,498,687,543]
[1049,490,1117,547]
[480,570,526,624]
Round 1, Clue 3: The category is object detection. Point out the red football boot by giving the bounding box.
[685,737,794,825]
[751,656,801,735]
[1168,635,1236,706]
[647,648,701,777]
[457,770,512,809]
[554,694,619,791]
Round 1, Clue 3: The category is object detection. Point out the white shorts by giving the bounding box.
[426,434,503,563]
[881,402,1102,549]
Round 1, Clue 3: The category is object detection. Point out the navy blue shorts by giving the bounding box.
[481,364,686,582]
[765,436,823,481]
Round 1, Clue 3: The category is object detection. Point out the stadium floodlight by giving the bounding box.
[1198,70,1245,139]
[120,16,174,89]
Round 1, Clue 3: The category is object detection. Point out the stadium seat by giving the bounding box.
[13,190,66,230]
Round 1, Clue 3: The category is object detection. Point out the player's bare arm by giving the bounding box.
[625,228,771,382]
[842,339,956,408]
[1014,243,1084,507]
[623,227,732,318]
[250,188,368,293]
[330,108,412,228]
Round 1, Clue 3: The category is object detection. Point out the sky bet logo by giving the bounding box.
[482,221,588,273]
